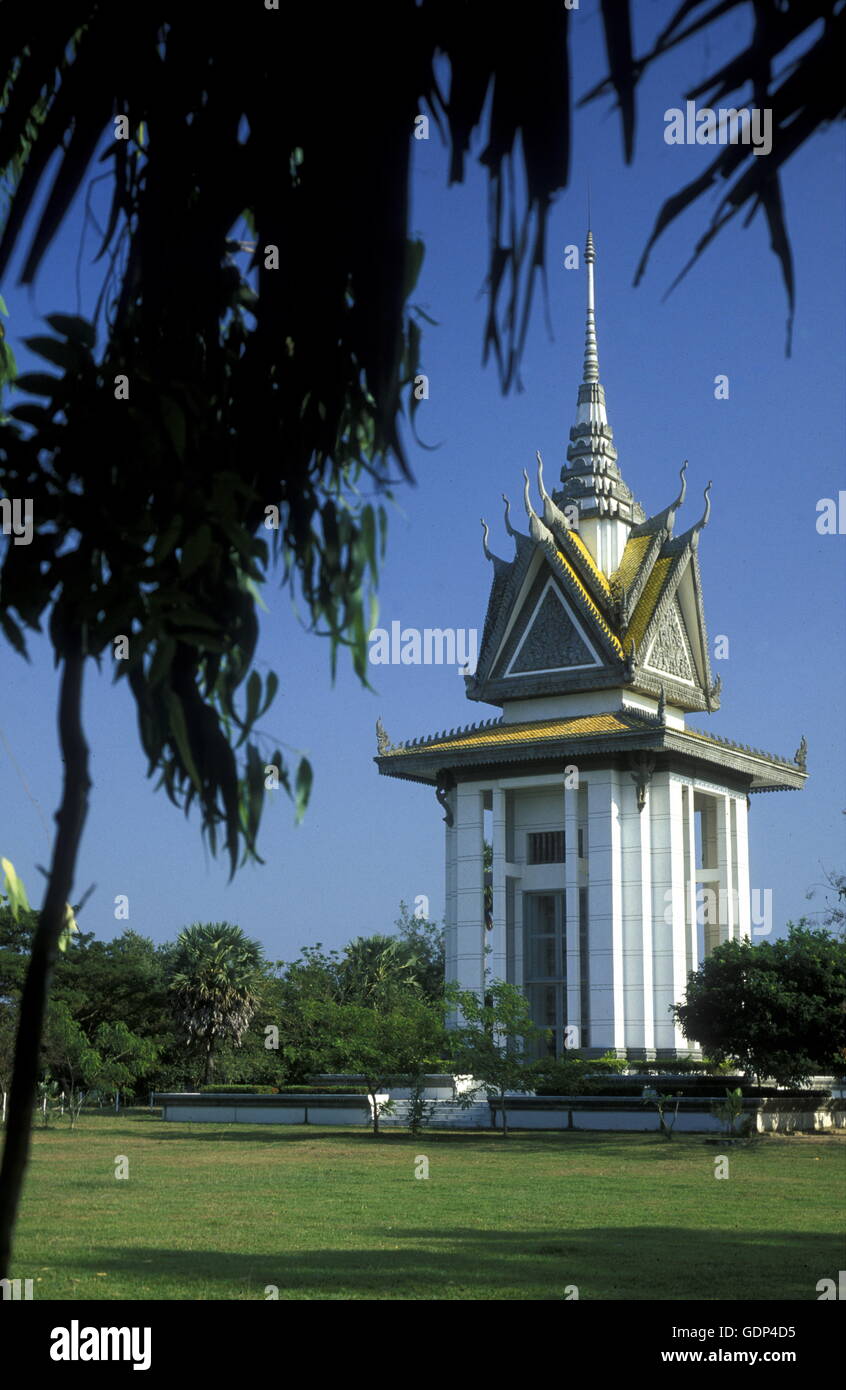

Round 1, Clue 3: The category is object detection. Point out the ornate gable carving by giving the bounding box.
[644,598,695,683]
[509,584,596,674]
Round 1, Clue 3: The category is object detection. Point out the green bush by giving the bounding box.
[197,1084,279,1094]
[275,1084,371,1095]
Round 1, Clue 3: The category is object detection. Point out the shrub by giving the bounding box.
[197,1084,279,1094]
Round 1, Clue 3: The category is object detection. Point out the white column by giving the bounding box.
[491,789,507,983]
[668,777,688,1050]
[735,795,752,940]
[685,785,698,969]
[564,781,581,1046]
[620,772,646,1052]
[444,800,457,986]
[455,784,485,995]
[640,783,655,1052]
[650,770,676,1051]
[717,795,736,943]
[587,771,625,1051]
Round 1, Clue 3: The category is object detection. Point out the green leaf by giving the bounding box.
[167,608,219,632]
[259,670,279,718]
[403,238,425,299]
[163,690,203,793]
[44,313,96,349]
[294,757,313,824]
[0,295,8,316]
[1,857,30,919]
[243,575,269,613]
[13,372,63,397]
[0,611,28,657]
[360,505,377,584]
[8,403,50,427]
[245,669,261,727]
[58,901,78,953]
[152,514,183,562]
[180,524,212,578]
[22,335,80,371]
[147,636,176,688]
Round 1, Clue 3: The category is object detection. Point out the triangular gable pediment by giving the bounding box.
[503,578,602,676]
[643,595,696,685]
[486,549,619,680]
[627,541,714,701]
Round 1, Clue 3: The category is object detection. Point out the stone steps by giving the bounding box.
[379,1098,492,1130]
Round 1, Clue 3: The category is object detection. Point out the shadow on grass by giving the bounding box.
[54,1226,842,1301]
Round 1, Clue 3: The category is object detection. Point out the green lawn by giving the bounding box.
[5,1112,844,1300]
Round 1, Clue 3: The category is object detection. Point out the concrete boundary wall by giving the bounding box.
[155,1090,845,1133]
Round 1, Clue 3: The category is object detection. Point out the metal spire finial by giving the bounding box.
[583,229,599,386]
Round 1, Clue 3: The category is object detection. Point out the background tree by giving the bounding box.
[392,903,445,1004]
[301,995,446,1136]
[337,934,424,1009]
[43,1003,159,1124]
[805,865,846,939]
[447,981,545,1138]
[167,923,265,1086]
[0,0,841,1277]
[673,923,846,1085]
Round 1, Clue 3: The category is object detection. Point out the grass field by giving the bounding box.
[5,1112,844,1300]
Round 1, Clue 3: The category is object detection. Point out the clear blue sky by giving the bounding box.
[1,3,844,961]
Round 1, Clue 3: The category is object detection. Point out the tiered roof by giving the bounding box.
[376,709,807,794]
[376,232,806,797]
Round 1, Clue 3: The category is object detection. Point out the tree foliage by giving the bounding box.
[673,923,846,1085]
[167,922,266,1084]
[447,980,544,1137]
[300,995,445,1135]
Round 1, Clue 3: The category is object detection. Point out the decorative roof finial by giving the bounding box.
[537,450,571,535]
[502,492,515,537]
[583,229,600,386]
[523,469,552,545]
[694,481,713,533]
[674,460,688,511]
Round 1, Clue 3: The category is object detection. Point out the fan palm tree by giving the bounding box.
[168,923,265,1085]
[338,935,421,1009]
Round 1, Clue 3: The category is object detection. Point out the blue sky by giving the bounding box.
[1,3,844,961]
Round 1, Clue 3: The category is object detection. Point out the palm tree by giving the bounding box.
[337,935,421,1009]
[168,923,264,1085]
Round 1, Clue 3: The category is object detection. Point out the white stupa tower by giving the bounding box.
[377,233,807,1058]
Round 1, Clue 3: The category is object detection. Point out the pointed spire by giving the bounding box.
[583,230,600,386]
[560,229,644,563]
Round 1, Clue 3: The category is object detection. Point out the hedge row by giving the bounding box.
[198,1084,279,1094]
[197,1084,371,1096]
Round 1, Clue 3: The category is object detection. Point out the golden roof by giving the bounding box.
[563,529,611,595]
[610,533,651,596]
[553,549,624,657]
[624,555,673,654]
[384,712,634,755]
